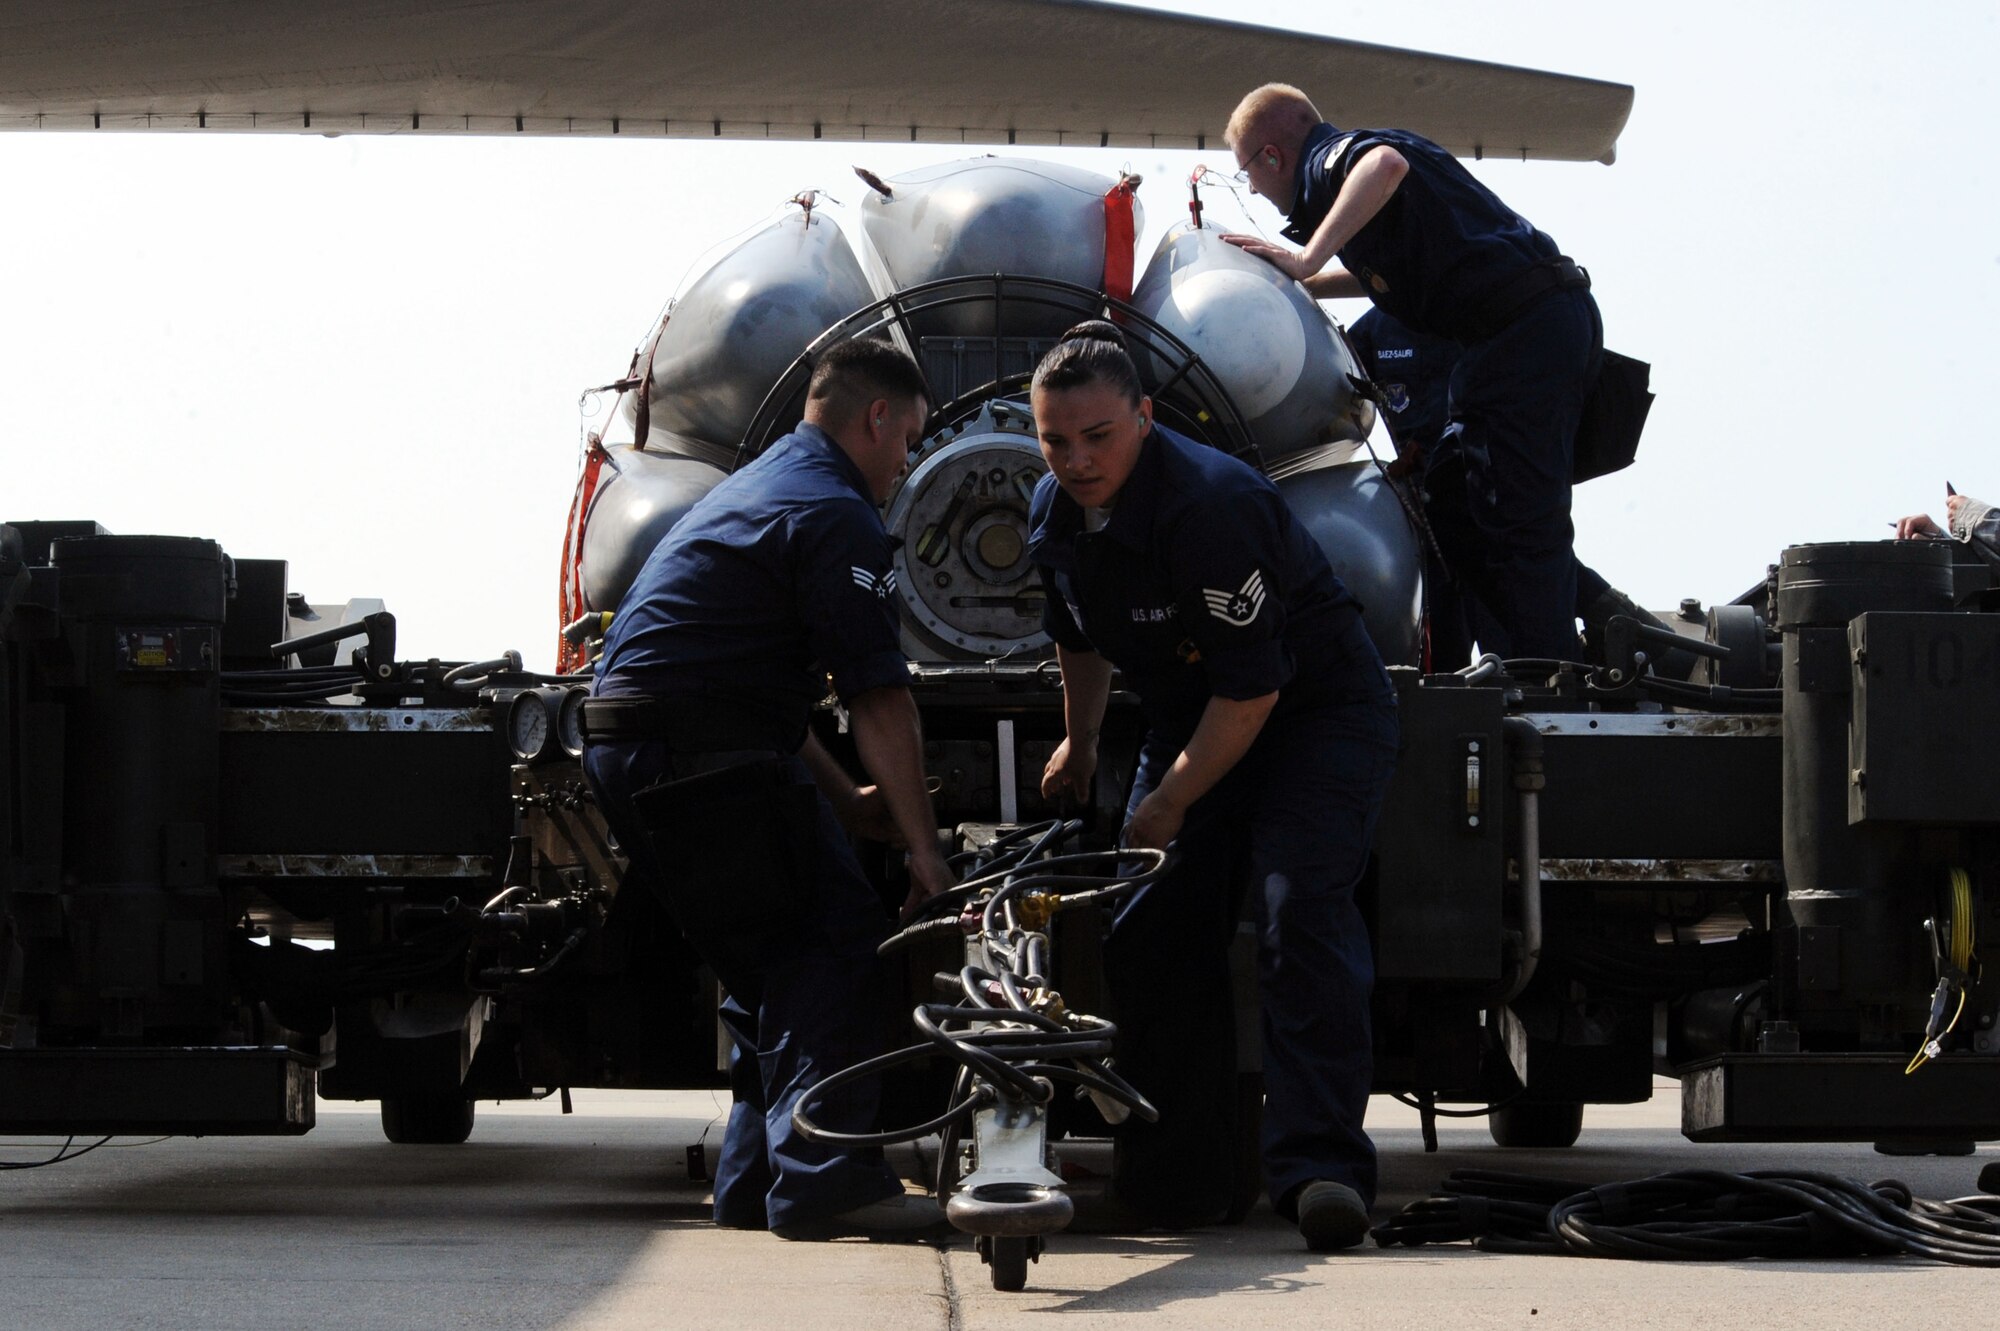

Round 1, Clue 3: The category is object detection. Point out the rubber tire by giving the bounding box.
[1487,1099,1583,1149]
[380,1094,476,1144]
[987,1237,1029,1293]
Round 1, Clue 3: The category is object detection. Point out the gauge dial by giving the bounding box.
[557,686,588,759]
[506,689,561,764]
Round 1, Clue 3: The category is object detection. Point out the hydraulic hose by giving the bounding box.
[794,819,1167,1148]
[1376,1168,2000,1266]
[443,651,524,689]
[1459,652,1506,686]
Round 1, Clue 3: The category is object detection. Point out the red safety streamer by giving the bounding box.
[556,434,612,675]
[1102,173,1140,311]
[556,318,672,673]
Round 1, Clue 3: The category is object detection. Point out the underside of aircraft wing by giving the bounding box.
[0,0,1632,163]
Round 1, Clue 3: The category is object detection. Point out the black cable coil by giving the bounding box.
[792,819,1168,1150]
[1374,1168,2000,1266]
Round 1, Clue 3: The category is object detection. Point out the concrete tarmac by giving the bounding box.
[1,1082,1993,1331]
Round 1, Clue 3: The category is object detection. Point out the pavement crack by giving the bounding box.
[935,1242,965,1331]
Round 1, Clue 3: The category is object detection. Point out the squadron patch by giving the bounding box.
[1202,569,1267,627]
[850,566,898,600]
[1384,383,1411,414]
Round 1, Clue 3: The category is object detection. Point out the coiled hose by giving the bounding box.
[792,819,1169,1148]
[1375,1168,2000,1265]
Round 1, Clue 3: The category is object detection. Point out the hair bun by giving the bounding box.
[1058,319,1128,352]
[1034,317,1143,403]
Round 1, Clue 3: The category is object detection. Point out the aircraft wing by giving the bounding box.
[0,0,1631,162]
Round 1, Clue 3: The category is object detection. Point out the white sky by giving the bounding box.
[4,1,1995,670]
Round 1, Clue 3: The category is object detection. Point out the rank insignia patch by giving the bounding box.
[1202,569,1267,627]
[850,566,898,600]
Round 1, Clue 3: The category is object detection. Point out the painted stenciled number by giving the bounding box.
[1897,628,2000,689]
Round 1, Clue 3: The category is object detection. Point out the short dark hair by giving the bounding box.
[806,337,929,426]
[1030,320,1143,405]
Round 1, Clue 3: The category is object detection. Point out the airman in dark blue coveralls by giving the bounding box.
[582,339,953,1241]
[1347,306,1624,667]
[1224,82,1603,661]
[1027,321,1398,1252]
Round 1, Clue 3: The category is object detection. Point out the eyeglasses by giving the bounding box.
[1231,145,1274,184]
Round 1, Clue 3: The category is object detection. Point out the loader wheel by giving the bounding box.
[380,1093,476,1144]
[1487,1099,1583,1149]
[982,1236,1035,1292]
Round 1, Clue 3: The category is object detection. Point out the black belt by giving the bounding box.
[579,697,773,752]
[1459,257,1590,342]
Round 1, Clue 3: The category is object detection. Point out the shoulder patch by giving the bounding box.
[851,566,897,600]
[1202,569,1267,627]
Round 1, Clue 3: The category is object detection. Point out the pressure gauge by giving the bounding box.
[506,688,564,764]
[556,686,588,759]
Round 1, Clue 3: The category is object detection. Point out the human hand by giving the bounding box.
[1895,513,1943,540]
[1040,735,1099,804]
[1218,232,1314,280]
[901,845,956,923]
[1122,788,1185,852]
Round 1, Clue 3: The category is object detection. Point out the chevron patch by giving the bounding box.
[1202,569,1266,627]
[851,566,897,600]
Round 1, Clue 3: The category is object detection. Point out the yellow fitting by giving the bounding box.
[1015,891,1057,930]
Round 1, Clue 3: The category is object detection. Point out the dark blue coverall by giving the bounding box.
[1347,307,1610,665]
[583,423,909,1231]
[1028,425,1399,1220]
[1346,306,1455,455]
[1290,124,1603,660]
